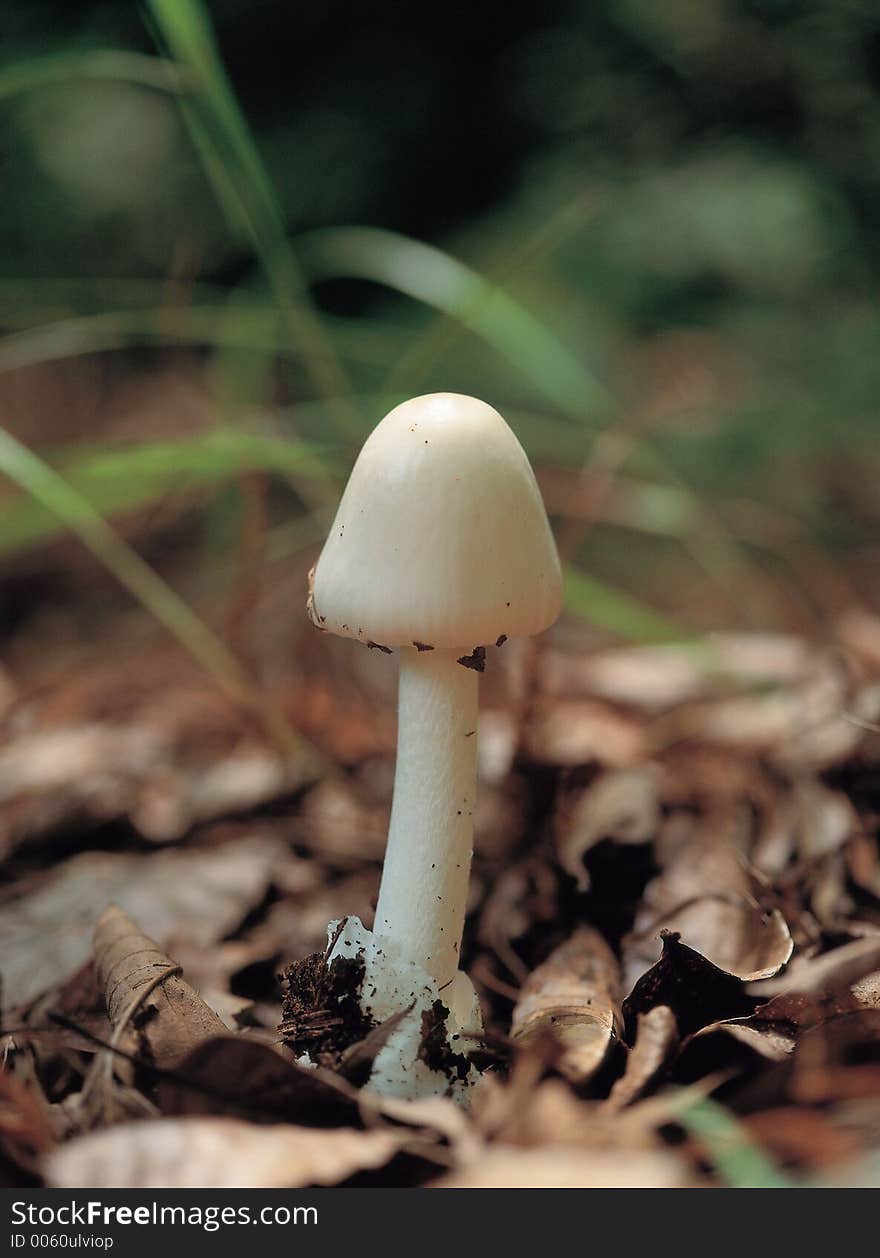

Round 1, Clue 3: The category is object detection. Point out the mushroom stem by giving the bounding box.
[373,645,478,991]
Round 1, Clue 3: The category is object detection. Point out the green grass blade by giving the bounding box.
[0,429,336,555]
[386,191,606,396]
[0,48,186,100]
[144,0,357,432]
[0,425,310,762]
[298,225,614,422]
[564,565,692,642]
[678,1097,796,1188]
[0,306,384,374]
[144,0,279,234]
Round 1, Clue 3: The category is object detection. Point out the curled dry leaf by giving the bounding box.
[623,932,754,1040]
[511,927,620,1084]
[752,791,799,876]
[748,937,880,1002]
[45,1117,409,1189]
[624,832,793,989]
[477,859,559,985]
[0,835,285,1008]
[605,1005,678,1111]
[679,942,880,1076]
[628,899,792,987]
[557,766,659,891]
[94,906,227,1068]
[791,779,856,861]
[685,1016,796,1064]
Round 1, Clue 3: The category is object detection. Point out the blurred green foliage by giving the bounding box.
[1,0,879,647]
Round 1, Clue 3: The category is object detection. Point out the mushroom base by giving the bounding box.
[280,916,484,1103]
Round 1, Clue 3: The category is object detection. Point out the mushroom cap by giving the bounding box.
[310,393,563,649]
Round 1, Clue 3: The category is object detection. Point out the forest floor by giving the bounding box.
[3,532,880,1189]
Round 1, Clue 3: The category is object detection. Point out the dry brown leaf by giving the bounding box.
[541,634,814,715]
[686,1016,796,1064]
[130,746,305,843]
[471,1072,700,1166]
[847,834,880,899]
[361,1092,483,1164]
[808,853,851,927]
[626,899,792,986]
[433,1145,692,1188]
[658,653,847,762]
[524,699,646,768]
[708,633,812,683]
[788,1010,880,1104]
[0,1061,56,1177]
[682,945,880,1077]
[477,859,559,985]
[556,767,659,891]
[156,1035,358,1127]
[792,779,856,860]
[541,643,708,711]
[752,792,798,875]
[94,906,227,1067]
[745,1106,864,1173]
[605,1005,678,1110]
[837,609,880,666]
[293,659,396,765]
[5,590,880,1188]
[0,663,16,719]
[62,908,228,1131]
[293,778,389,862]
[511,927,620,1084]
[749,937,880,1001]
[773,677,880,772]
[0,720,317,851]
[623,931,754,1039]
[45,1117,409,1188]
[0,835,285,1008]
[624,832,793,988]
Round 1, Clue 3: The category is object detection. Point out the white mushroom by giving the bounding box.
[309,392,562,1094]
